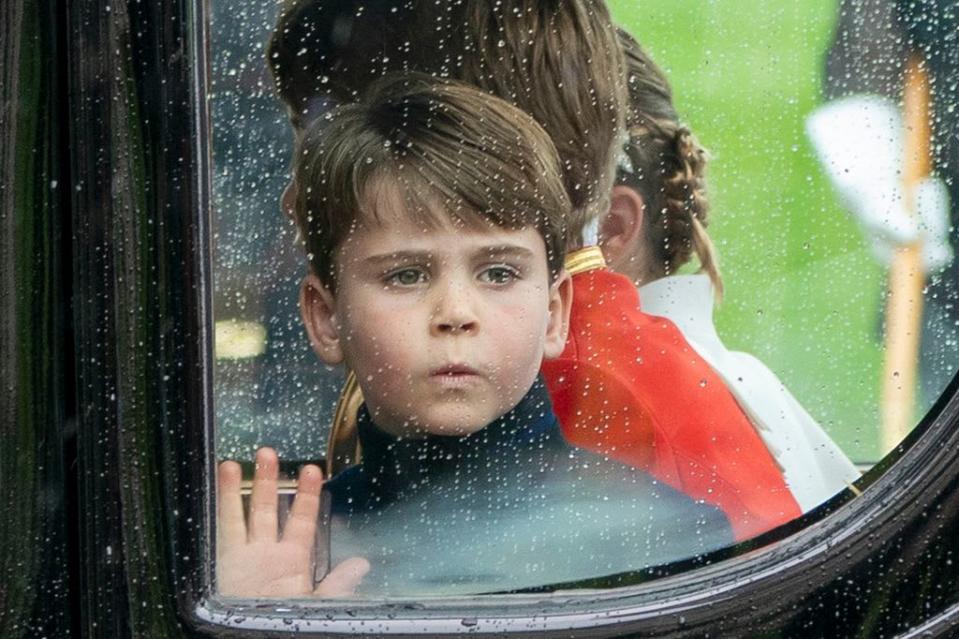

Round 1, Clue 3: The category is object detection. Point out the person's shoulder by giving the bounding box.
[549,444,735,557]
[567,268,654,329]
[564,446,731,520]
[561,445,658,489]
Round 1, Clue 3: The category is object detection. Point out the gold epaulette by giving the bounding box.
[564,245,607,276]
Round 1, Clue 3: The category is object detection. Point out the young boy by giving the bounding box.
[217,74,732,597]
[263,0,802,539]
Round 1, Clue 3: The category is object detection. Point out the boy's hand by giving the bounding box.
[216,447,369,598]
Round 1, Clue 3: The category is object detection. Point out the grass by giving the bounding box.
[608,1,886,461]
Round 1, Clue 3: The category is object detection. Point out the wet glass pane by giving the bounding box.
[610,0,958,463]
[209,0,958,601]
[210,0,342,462]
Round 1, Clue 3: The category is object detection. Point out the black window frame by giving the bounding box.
[52,0,959,635]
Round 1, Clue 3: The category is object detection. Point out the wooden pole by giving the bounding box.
[880,55,932,453]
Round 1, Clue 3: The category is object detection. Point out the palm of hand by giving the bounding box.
[215,448,368,598]
[217,531,315,598]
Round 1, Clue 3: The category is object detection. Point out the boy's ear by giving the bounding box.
[543,270,573,360]
[299,273,344,365]
[600,185,646,272]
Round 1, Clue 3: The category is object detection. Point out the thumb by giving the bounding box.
[313,557,370,598]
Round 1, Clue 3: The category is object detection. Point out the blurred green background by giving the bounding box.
[608,1,887,462]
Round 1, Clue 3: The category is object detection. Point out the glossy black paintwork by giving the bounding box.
[66,0,214,634]
[5,0,959,635]
[1,0,73,635]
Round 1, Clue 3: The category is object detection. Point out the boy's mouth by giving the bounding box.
[429,364,481,387]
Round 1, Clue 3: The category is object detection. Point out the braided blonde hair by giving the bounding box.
[615,29,723,298]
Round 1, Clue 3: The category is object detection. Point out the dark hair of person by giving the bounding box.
[268,0,626,250]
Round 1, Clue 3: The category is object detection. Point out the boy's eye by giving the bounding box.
[479,265,520,284]
[386,268,428,287]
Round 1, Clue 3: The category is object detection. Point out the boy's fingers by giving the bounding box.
[217,460,246,549]
[281,464,324,548]
[313,557,370,598]
[248,447,280,541]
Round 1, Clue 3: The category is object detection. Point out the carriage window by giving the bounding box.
[210,0,343,462]
[210,0,958,601]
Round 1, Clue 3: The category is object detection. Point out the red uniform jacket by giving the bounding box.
[541,257,801,540]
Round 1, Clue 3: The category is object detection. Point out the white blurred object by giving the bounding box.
[806,95,952,273]
[914,177,953,273]
[215,319,267,359]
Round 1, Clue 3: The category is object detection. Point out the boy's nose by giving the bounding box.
[434,315,479,335]
[431,283,479,336]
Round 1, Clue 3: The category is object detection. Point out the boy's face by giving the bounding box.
[300,196,571,438]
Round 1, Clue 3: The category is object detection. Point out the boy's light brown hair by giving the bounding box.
[268,0,626,249]
[292,73,570,288]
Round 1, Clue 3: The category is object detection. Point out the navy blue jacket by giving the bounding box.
[326,378,733,596]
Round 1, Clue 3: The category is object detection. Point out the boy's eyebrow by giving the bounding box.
[359,245,536,267]
[361,250,436,267]
[473,245,537,261]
